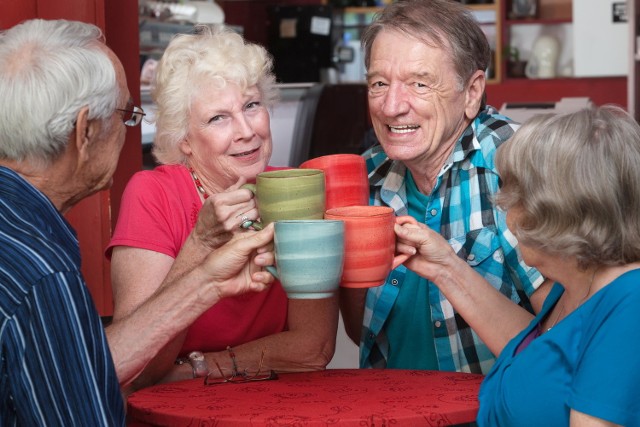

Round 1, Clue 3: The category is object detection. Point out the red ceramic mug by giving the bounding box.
[300,154,369,210]
[324,205,417,288]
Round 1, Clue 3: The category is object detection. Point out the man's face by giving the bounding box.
[83,44,129,194]
[366,30,473,168]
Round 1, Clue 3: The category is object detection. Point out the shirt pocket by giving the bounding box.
[447,226,500,268]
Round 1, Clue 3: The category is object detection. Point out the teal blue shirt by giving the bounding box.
[478,272,640,426]
[386,171,438,369]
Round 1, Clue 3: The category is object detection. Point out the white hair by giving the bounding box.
[0,19,120,165]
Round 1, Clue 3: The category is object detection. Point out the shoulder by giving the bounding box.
[123,165,191,201]
[463,106,521,172]
[474,105,521,150]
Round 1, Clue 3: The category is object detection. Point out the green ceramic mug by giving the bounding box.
[242,169,326,230]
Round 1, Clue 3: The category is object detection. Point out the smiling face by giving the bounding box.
[367,29,482,171]
[180,81,272,191]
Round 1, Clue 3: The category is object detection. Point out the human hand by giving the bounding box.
[193,177,260,250]
[394,216,457,281]
[199,223,276,300]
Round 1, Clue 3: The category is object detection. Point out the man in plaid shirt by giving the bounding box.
[340,0,550,375]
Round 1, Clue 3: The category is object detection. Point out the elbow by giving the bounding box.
[294,335,336,371]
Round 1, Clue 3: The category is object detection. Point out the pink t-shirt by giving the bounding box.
[107,164,288,356]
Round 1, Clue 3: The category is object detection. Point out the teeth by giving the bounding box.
[232,148,257,157]
[389,125,418,134]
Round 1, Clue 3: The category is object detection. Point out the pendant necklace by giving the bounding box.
[546,266,599,332]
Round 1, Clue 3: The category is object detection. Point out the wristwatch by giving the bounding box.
[176,351,209,378]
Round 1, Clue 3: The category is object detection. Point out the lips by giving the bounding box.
[231,147,259,157]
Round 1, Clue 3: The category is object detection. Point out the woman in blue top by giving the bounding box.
[394,105,640,426]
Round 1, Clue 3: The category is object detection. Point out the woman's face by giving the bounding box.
[181,81,272,189]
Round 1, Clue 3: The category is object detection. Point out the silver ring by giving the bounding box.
[239,216,253,229]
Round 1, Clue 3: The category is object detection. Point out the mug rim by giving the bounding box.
[325,205,393,218]
[258,168,323,178]
[300,153,365,167]
[275,219,344,225]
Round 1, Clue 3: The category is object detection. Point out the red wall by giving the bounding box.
[486,77,627,109]
[0,0,142,315]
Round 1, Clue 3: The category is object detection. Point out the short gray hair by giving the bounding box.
[494,105,640,269]
[0,19,119,166]
[151,25,279,165]
[361,0,491,91]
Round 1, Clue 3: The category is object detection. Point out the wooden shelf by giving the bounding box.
[505,17,571,25]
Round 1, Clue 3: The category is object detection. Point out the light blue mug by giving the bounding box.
[265,220,345,299]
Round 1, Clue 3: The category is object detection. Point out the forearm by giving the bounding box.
[106,265,221,387]
[209,296,340,376]
[339,287,367,345]
[429,254,534,356]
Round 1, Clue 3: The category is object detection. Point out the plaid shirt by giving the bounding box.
[360,106,544,374]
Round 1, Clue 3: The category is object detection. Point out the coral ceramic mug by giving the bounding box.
[265,220,345,299]
[242,169,325,230]
[324,206,416,288]
[300,154,369,210]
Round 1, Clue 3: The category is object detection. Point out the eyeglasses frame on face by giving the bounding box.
[116,98,146,127]
[204,348,278,386]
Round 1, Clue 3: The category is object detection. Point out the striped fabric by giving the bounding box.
[359,106,544,374]
[0,167,124,426]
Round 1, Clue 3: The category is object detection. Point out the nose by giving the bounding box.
[234,113,256,141]
[380,83,411,117]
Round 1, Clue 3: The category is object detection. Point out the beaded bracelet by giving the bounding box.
[226,346,238,376]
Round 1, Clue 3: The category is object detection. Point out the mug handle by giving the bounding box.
[264,265,278,279]
[391,215,420,269]
[240,183,264,230]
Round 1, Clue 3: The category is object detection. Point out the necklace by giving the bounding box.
[189,168,209,200]
[546,266,599,332]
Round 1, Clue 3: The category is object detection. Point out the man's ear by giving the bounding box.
[73,106,98,162]
[464,69,486,120]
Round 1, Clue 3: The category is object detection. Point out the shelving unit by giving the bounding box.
[501,0,572,80]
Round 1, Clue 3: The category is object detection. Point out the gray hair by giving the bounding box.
[0,19,119,166]
[494,105,640,269]
[361,0,491,91]
[151,25,279,165]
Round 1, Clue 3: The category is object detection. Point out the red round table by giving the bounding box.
[127,369,483,426]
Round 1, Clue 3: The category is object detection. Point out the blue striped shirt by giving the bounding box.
[360,106,544,374]
[0,167,124,426]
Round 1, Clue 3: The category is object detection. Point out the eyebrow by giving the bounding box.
[365,70,433,81]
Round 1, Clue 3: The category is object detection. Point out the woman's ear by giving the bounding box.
[179,138,193,156]
[464,69,486,120]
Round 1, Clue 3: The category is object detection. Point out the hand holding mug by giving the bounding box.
[393,218,459,282]
[324,206,417,288]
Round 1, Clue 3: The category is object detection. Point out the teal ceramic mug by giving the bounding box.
[242,169,326,230]
[265,220,344,299]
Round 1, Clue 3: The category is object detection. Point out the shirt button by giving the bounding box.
[467,254,476,261]
[369,333,375,340]
[391,279,399,285]
[434,321,442,328]
[430,209,438,216]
